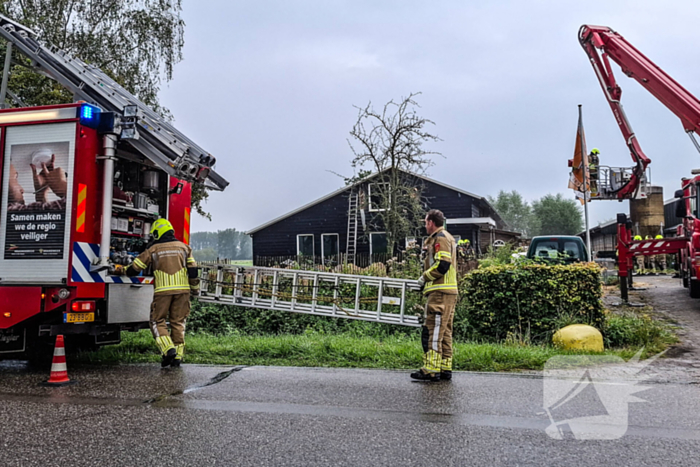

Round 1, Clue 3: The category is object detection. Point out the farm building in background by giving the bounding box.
[247,170,520,266]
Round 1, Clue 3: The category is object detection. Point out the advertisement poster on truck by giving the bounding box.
[4,141,70,260]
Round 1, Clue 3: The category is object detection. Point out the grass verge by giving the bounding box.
[73,328,673,372]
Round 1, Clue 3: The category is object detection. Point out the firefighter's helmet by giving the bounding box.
[633,235,642,240]
[655,234,663,239]
[591,148,600,155]
[151,218,174,240]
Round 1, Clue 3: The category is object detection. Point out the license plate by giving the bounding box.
[64,312,95,323]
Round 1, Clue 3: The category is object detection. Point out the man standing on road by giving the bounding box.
[113,218,199,367]
[412,209,459,382]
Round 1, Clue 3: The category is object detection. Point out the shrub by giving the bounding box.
[455,262,604,343]
[604,312,676,350]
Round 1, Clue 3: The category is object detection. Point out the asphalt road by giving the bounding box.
[1,361,699,466]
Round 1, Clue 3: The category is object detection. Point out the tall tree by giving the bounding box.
[348,93,440,252]
[531,194,583,236]
[487,190,536,238]
[0,2,216,219]
[0,0,184,114]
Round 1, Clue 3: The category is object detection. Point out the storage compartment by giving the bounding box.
[106,283,153,323]
[109,159,169,266]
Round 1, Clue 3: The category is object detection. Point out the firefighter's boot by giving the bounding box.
[156,336,177,367]
[440,357,453,381]
[410,370,441,382]
[171,344,185,368]
[411,350,441,382]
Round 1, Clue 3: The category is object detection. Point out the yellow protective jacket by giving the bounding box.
[421,227,458,295]
[131,239,197,295]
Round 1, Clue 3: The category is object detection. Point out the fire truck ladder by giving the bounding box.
[197,264,422,327]
[346,191,359,264]
[0,14,227,191]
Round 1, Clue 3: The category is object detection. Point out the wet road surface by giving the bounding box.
[1,362,699,466]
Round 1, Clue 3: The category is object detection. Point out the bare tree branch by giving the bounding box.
[347,92,441,253]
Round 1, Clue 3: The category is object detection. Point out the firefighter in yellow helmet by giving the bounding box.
[412,209,458,382]
[589,148,600,195]
[633,235,645,274]
[114,218,199,367]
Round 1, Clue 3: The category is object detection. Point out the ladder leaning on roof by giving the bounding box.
[345,191,359,265]
[197,264,423,327]
[0,14,227,191]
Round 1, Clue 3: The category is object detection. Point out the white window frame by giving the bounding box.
[296,234,314,256]
[321,233,339,260]
[370,232,387,255]
[405,237,418,249]
[368,183,390,212]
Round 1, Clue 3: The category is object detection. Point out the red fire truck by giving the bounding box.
[0,16,228,358]
[579,25,700,299]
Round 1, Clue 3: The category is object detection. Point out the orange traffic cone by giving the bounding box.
[41,335,75,386]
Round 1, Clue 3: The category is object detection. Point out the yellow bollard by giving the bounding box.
[552,324,604,352]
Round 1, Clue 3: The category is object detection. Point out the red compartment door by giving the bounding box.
[0,286,42,329]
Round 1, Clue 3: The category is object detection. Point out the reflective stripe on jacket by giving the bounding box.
[422,227,458,295]
[131,240,196,295]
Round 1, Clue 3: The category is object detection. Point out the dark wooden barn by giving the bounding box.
[247,170,520,266]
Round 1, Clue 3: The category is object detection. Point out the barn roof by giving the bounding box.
[247,169,507,235]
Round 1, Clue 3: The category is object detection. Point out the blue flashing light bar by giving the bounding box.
[78,103,101,129]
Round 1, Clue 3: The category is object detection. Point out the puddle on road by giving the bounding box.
[142,366,244,403]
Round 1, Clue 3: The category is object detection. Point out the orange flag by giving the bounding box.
[568,108,589,204]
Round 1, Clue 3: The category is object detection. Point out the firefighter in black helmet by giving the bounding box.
[113,218,199,367]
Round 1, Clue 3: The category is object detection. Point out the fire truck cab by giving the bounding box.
[0,14,228,359]
[0,102,211,357]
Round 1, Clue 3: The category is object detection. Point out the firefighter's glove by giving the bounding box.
[416,276,426,292]
[108,264,127,276]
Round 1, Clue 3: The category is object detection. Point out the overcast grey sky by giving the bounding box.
[158,0,700,233]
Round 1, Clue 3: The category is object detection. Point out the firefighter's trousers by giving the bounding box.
[150,292,191,356]
[421,292,458,375]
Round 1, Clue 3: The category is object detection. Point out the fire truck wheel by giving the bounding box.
[683,270,689,288]
[689,278,700,299]
[64,334,99,353]
[25,333,55,369]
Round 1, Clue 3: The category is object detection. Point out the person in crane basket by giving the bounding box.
[113,218,199,367]
[412,209,459,382]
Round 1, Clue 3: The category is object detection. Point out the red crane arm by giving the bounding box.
[578,25,700,198]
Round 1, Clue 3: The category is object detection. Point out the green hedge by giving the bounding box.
[454,263,604,343]
[189,262,605,344]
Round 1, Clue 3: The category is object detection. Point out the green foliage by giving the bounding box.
[487,190,537,237]
[192,248,217,262]
[187,299,415,339]
[0,0,184,114]
[79,329,661,371]
[604,312,677,352]
[477,243,518,268]
[531,193,583,236]
[191,229,252,261]
[456,262,604,343]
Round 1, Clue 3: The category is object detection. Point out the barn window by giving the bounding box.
[322,233,339,260]
[370,232,388,255]
[405,237,418,249]
[368,183,390,212]
[297,234,314,256]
